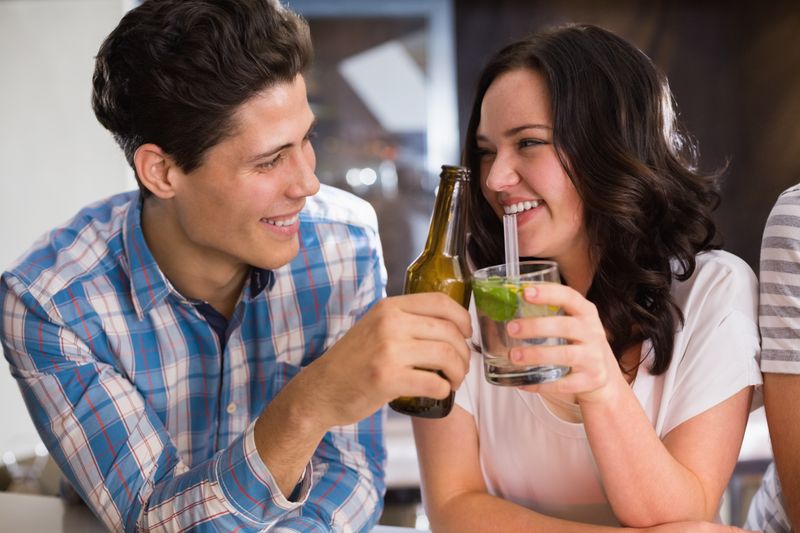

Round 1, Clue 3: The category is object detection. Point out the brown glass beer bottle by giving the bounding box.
[389,165,471,418]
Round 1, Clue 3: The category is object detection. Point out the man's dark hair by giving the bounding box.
[92,0,312,196]
[464,24,723,375]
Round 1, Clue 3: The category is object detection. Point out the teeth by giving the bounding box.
[262,214,298,227]
[503,200,541,215]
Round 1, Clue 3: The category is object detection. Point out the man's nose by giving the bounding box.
[289,149,320,198]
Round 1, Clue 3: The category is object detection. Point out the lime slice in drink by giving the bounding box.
[473,277,519,322]
[519,300,562,318]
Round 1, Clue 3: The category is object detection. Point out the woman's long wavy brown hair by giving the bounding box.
[464,24,722,374]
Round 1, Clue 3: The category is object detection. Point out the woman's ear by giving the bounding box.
[134,143,179,199]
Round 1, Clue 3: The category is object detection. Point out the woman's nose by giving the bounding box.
[484,154,520,192]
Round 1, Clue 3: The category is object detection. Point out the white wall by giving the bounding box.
[0,0,133,456]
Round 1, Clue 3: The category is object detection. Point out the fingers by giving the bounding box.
[507,315,576,342]
[519,367,605,396]
[508,342,610,395]
[405,339,470,389]
[338,294,472,399]
[370,305,470,366]
[392,366,454,400]
[389,293,473,338]
[507,285,605,345]
[508,342,580,370]
[369,294,473,370]
[521,282,598,319]
[396,311,471,348]
[502,286,619,401]
[381,340,463,400]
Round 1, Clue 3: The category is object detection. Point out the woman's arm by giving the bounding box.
[512,282,753,527]
[413,405,626,533]
[582,383,751,526]
[414,403,755,532]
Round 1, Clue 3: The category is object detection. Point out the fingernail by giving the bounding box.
[507,321,520,334]
[510,349,522,362]
[524,287,538,300]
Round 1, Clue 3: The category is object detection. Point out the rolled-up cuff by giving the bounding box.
[215,418,313,524]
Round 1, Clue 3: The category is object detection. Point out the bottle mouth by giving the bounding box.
[441,164,471,180]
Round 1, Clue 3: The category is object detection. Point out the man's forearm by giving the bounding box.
[253,368,329,497]
[256,366,387,531]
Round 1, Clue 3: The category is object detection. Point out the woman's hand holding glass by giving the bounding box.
[507,282,627,403]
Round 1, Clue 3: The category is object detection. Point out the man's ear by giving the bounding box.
[134,143,180,199]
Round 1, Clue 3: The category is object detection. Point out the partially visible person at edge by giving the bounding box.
[745,183,800,533]
[411,24,762,532]
[0,0,471,531]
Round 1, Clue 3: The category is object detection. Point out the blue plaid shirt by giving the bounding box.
[0,185,387,532]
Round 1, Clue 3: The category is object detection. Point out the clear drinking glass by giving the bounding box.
[472,260,571,386]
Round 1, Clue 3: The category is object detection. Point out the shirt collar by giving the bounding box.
[122,194,173,319]
[122,195,276,317]
[248,268,275,298]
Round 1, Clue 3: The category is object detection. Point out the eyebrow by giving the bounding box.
[476,123,552,142]
[246,117,318,163]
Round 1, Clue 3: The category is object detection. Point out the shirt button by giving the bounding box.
[226,403,237,414]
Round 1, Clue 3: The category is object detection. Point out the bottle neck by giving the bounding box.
[424,175,469,257]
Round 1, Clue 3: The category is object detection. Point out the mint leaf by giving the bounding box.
[473,277,519,322]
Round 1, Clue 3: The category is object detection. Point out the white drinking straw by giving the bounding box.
[503,213,520,280]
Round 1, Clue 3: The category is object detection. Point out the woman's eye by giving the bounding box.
[476,147,495,159]
[518,138,546,149]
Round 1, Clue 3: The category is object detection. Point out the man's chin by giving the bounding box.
[250,242,300,271]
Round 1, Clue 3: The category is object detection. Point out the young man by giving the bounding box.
[0,1,471,531]
[746,184,800,533]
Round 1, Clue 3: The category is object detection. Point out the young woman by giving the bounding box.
[413,24,761,531]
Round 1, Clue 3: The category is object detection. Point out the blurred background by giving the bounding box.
[1,0,798,528]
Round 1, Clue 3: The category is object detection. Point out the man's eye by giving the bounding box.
[257,153,284,169]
